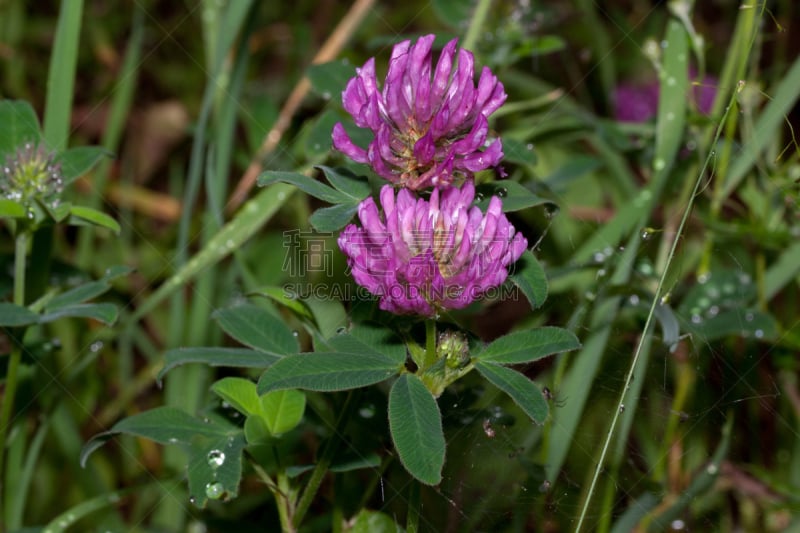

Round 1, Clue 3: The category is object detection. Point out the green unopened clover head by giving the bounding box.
[1,142,64,209]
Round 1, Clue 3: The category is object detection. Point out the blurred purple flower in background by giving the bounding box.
[332,34,507,190]
[338,180,527,316]
[613,69,718,123]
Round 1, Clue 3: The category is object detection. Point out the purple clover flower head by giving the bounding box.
[614,69,718,123]
[338,180,527,316]
[332,34,507,190]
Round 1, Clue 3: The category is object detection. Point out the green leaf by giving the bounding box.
[475,181,552,213]
[0,100,41,156]
[159,347,280,383]
[349,509,405,533]
[310,202,359,232]
[530,35,566,56]
[388,374,445,485]
[187,432,246,508]
[476,327,580,364]
[304,296,348,339]
[306,60,355,97]
[45,200,72,222]
[212,303,298,356]
[244,415,271,444]
[46,266,131,311]
[81,408,247,509]
[509,249,548,309]
[68,205,120,234]
[39,302,118,325]
[288,454,382,479]
[338,323,407,365]
[475,361,549,424]
[677,269,756,317]
[501,138,538,166]
[682,308,778,342]
[260,389,306,435]
[316,165,371,200]
[59,146,112,184]
[211,377,260,416]
[257,170,350,204]
[257,351,401,394]
[0,199,27,219]
[0,302,39,327]
[305,109,340,157]
[82,407,231,459]
[249,285,314,319]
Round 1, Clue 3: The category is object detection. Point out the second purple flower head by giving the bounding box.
[332,34,507,190]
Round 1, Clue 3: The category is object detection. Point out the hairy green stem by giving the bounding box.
[0,230,29,532]
[277,471,297,533]
[424,319,437,370]
[292,391,356,528]
[406,480,421,533]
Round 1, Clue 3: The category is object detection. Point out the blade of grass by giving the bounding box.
[75,3,145,268]
[720,54,800,199]
[572,15,690,265]
[575,18,742,529]
[42,0,83,151]
[764,240,800,301]
[157,7,255,528]
[545,232,640,481]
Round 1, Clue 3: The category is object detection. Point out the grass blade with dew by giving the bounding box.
[574,17,691,531]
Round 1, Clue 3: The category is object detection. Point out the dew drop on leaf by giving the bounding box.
[207,450,225,469]
[205,482,224,500]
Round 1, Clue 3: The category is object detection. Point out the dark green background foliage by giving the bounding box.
[1,0,799,531]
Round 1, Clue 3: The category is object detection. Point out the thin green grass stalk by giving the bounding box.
[698,2,763,274]
[3,421,24,531]
[550,14,690,521]
[461,0,492,52]
[75,4,145,268]
[42,0,83,151]
[596,330,654,533]
[0,231,28,530]
[575,0,614,105]
[6,419,49,529]
[653,348,695,483]
[0,0,26,98]
[573,81,739,533]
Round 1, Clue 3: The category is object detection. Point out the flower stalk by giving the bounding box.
[0,230,30,515]
[424,319,437,370]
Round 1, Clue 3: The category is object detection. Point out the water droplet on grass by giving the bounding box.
[754,329,764,338]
